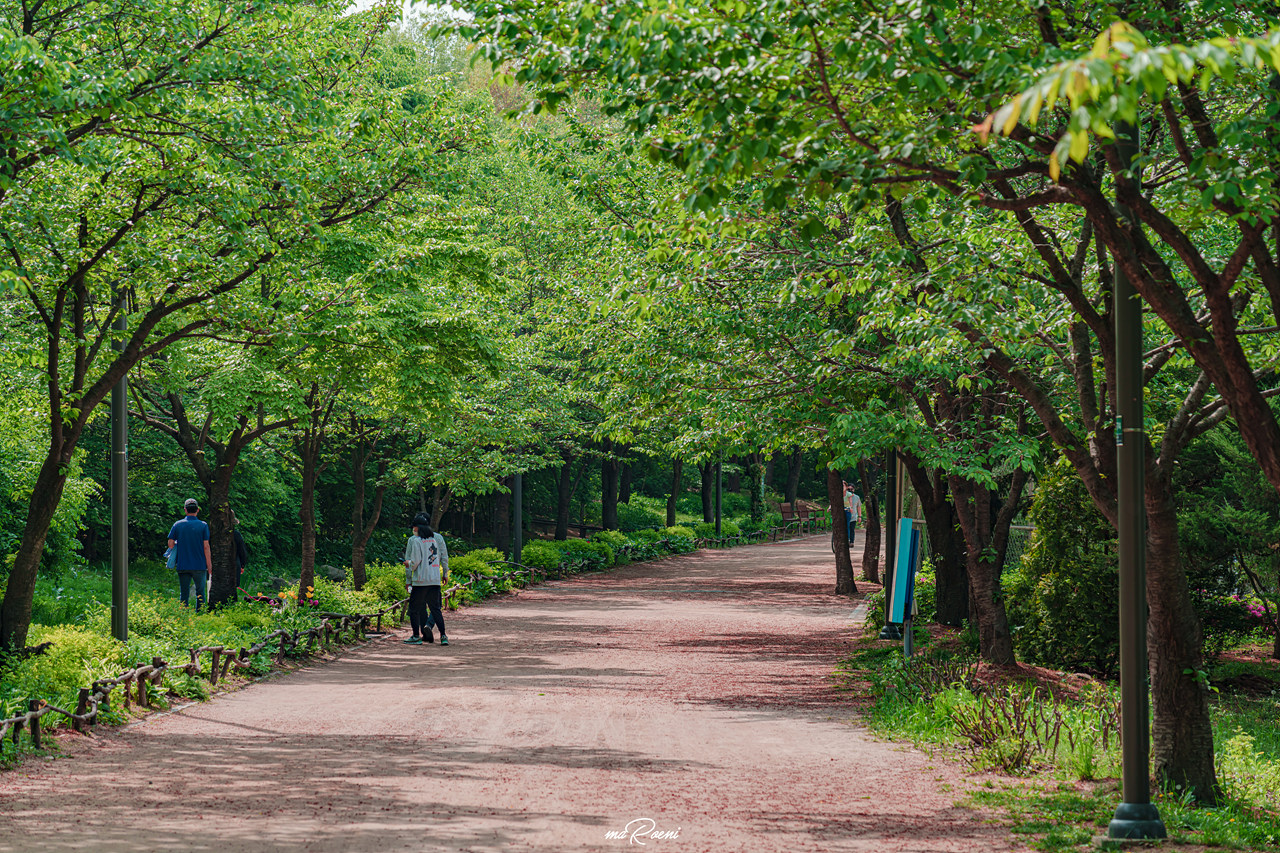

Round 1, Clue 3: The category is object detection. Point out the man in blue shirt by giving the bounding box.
[168,498,211,611]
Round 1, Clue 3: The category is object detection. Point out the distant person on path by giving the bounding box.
[168,498,211,611]
[842,482,856,542]
[404,513,449,646]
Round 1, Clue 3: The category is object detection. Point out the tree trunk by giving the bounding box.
[1146,468,1220,802]
[618,463,632,504]
[701,459,715,522]
[601,453,620,530]
[555,455,578,541]
[785,447,803,505]
[726,459,741,493]
[827,469,857,595]
[747,452,765,522]
[350,446,368,589]
[350,459,386,592]
[493,479,511,557]
[666,459,683,528]
[206,464,239,607]
[430,485,452,530]
[0,450,70,650]
[902,453,969,627]
[948,472,1020,666]
[297,433,320,604]
[857,459,881,585]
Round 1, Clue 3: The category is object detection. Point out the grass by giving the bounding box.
[838,632,1280,851]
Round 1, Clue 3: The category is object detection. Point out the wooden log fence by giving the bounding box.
[1,525,808,755]
[0,596,411,754]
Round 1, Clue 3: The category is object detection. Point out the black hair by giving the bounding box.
[412,513,433,538]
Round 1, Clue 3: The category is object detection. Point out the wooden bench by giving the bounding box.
[779,502,815,534]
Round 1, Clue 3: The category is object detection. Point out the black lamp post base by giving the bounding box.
[1108,802,1166,840]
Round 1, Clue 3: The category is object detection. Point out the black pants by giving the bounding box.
[409,585,445,638]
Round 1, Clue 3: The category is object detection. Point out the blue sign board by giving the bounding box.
[888,518,920,624]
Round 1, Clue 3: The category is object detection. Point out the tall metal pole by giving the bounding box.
[110,297,129,642]
[714,455,722,536]
[1108,121,1165,841]
[879,448,900,640]
[512,472,523,562]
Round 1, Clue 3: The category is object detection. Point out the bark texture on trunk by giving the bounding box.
[666,459,683,528]
[1,452,69,649]
[701,460,714,522]
[901,453,968,627]
[430,485,452,530]
[948,471,1025,666]
[827,469,857,595]
[747,452,765,521]
[785,447,803,506]
[297,433,319,604]
[601,445,620,531]
[493,479,511,557]
[1146,469,1220,802]
[857,459,881,585]
[350,453,386,592]
[555,455,582,541]
[618,463,632,504]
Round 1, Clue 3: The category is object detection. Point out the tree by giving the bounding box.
[0,0,482,648]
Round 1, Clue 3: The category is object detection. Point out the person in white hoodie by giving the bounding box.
[404,513,450,645]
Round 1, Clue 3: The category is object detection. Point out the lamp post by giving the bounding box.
[1108,121,1165,841]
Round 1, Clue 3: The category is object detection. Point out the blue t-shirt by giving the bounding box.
[168,516,209,572]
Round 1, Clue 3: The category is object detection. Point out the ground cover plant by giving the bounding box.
[838,633,1280,850]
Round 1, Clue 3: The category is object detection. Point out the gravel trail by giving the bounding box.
[0,536,1025,852]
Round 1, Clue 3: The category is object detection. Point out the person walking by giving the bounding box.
[404,513,449,646]
[843,482,856,542]
[168,498,211,611]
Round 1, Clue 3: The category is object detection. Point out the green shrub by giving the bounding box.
[721,520,741,537]
[0,624,127,719]
[762,511,784,530]
[1005,459,1119,675]
[364,560,408,603]
[310,577,384,615]
[554,539,614,569]
[592,530,629,549]
[521,541,562,573]
[451,547,504,578]
[616,502,663,532]
[694,522,717,538]
[662,526,696,553]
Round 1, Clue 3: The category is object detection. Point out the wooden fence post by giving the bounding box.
[74,689,91,732]
[27,700,41,749]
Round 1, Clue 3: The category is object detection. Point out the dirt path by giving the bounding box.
[0,537,1024,853]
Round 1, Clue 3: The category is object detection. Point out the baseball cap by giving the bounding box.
[184,498,199,510]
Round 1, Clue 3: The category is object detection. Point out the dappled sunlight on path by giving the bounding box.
[0,535,1025,852]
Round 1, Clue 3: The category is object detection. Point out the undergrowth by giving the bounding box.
[839,634,1280,851]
